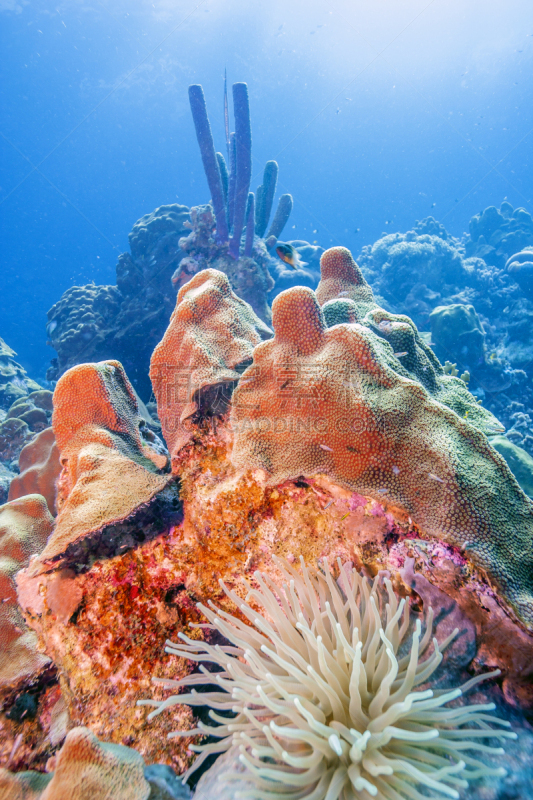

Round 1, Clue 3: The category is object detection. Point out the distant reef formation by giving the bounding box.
[358,203,533,459]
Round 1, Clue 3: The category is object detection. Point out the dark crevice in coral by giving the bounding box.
[44,481,183,573]
[1,663,58,719]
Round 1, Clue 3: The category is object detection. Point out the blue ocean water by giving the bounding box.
[1,0,533,379]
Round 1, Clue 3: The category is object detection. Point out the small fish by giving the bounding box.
[428,472,445,484]
[323,500,333,510]
[394,351,408,358]
[377,488,388,494]
[319,444,333,452]
[275,242,308,269]
[378,320,393,334]
[338,290,350,297]
[392,466,400,475]
[464,410,470,419]
[340,512,350,521]
[46,320,58,336]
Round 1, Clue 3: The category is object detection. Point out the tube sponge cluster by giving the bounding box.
[188,82,292,258]
[140,558,515,800]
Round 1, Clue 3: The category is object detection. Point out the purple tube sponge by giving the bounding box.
[227,133,236,232]
[243,192,255,257]
[216,152,229,207]
[229,83,252,259]
[188,84,229,243]
[267,193,293,241]
[255,160,278,238]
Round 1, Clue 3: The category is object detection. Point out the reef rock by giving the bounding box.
[0,494,59,775]
[0,342,47,481]
[0,391,54,473]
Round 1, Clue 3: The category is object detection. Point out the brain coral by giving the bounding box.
[141,557,513,800]
[0,495,53,694]
[230,249,533,627]
[150,269,272,463]
[31,360,181,572]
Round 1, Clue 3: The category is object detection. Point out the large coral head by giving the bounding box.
[53,360,141,451]
[140,558,514,800]
[271,286,326,355]
[320,247,363,283]
[316,247,375,309]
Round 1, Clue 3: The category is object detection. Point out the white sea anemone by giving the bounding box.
[139,557,516,799]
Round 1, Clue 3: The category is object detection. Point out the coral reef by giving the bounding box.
[429,303,485,369]
[0,726,191,799]
[506,247,533,299]
[0,495,60,775]
[488,435,533,498]
[230,253,533,628]
[0,726,150,799]
[5,245,531,794]
[0,341,48,498]
[5,207,533,798]
[0,391,54,475]
[429,303,511,392]
[356,203,533,461]
[143,558,513,799]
